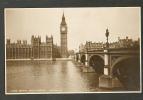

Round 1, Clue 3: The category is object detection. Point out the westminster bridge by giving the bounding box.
[74,29,140,90]
[74,45,140,90]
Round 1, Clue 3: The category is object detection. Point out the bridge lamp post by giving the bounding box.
[99,29,124,88]
[104,29,110,76]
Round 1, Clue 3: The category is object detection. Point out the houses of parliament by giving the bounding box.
[6,13,68,59]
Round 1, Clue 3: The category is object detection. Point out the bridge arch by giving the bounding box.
[111,56,137,69]
[80,55,86,65]
[89,55,104,75]
[76,54,79,61]
[112,56,140,90]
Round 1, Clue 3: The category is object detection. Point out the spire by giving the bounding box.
[62,11,65,20]
[61,11,66,25]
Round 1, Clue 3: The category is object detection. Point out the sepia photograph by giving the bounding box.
[5,7,141,94]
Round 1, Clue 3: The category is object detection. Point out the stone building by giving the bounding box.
[79,41,104,52]
[85,41,104,51]
[6,13,69,59]
[6,35,61,59]
[109,37,139,49]
[79,37,139,52]
[6,39,32,59]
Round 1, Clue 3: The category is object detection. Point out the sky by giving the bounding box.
[5,7,141,51]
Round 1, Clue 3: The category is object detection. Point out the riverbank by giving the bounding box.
[6,58,73,61]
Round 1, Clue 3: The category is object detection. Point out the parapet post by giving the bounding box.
[78,53,81,63]
[85,53,88,66]
[85,45,89,66]
[103,49,110,76]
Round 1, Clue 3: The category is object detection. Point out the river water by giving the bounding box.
[6,60,100,93]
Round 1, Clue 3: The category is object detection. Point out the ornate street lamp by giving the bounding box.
[105,28,109,49]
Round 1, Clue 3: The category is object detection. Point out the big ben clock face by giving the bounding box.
[61,27,66,31]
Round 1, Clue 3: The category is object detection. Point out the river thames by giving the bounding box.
[6,60,101,93]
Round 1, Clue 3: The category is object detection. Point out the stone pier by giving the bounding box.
[99,49,123,89]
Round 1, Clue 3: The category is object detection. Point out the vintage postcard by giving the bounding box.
[5,7,141,94]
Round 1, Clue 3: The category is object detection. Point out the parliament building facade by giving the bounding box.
[6,13,68,59]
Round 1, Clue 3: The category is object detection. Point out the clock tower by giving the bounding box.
[60,13,68,58]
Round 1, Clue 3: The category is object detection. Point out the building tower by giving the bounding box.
[60,13,68,58]
[31,35,41,58]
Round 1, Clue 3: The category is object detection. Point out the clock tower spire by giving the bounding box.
[60,12,68,58]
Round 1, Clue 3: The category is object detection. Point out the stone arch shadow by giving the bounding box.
[88,54,104,75]
[76,53,79,61]
[112,56,140,90]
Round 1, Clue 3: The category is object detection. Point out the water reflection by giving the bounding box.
[6,60,99,93]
